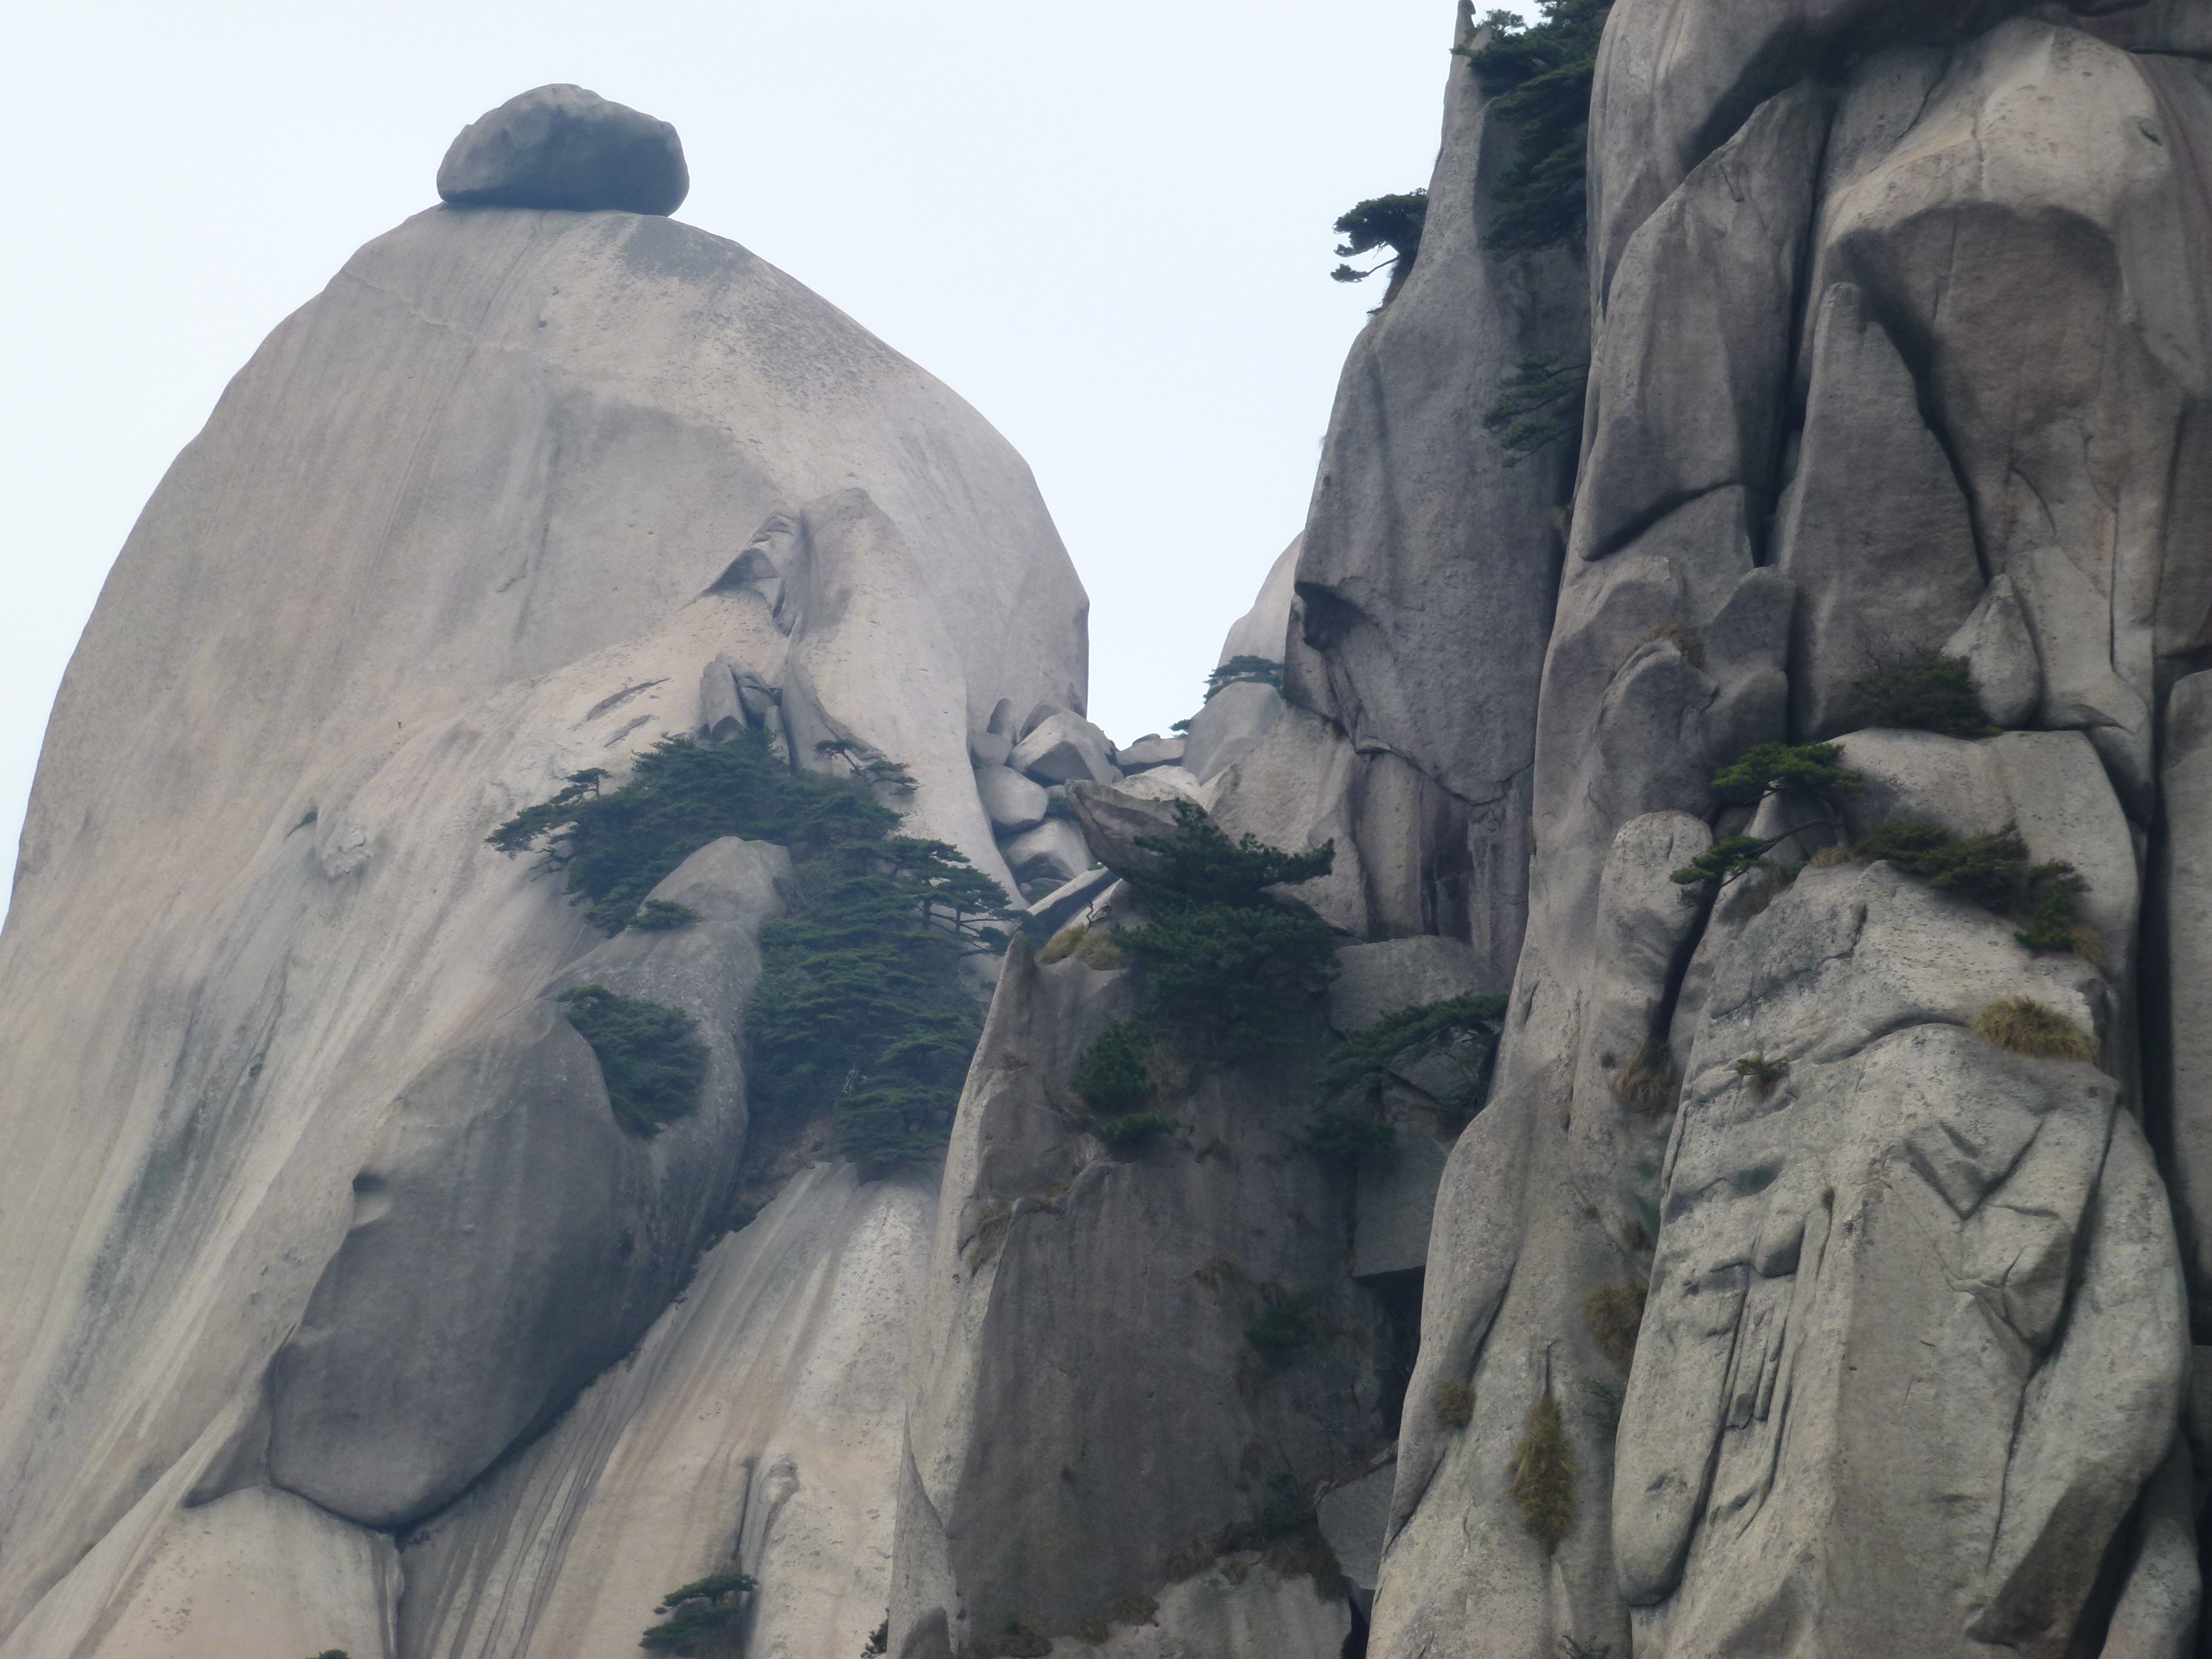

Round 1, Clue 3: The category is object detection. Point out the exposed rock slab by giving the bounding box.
[1218,535,1300,667]
[265,838,788,1527]
[1013,711,1122,785]
[1619,861,2181,1656]
[1182,682,1284,785]
[397,1162,934,1659]
[1776,282,1986,737]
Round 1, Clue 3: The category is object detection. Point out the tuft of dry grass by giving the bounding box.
[1512,1393,1576,1550]
[1972,997,2096,1061]
[1809,844,1854,868]
[1075,929,1128,970]
[1583,1281,1648,1374]
[1623,620,1707,672]
[1435,1379,1476,1429]
[1610,1044,1681,1114]
[1039,924,1087,964]
[1732,1052,1789,1098]
[963,1205,1013,1269]
[2061,922,2105,966]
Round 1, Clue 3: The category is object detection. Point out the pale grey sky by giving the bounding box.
[0,1,1539,906]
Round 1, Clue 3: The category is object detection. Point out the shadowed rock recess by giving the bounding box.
[6,3,2212,1656]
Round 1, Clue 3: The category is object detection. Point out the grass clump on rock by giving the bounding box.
[557,986,709,1137]
[1512,1392,1576,1550]
[1583,1281,1648,1373]
[1733,1053,1789,1097]
[1973,997,2097,1061]
[1851,650,1998,738]
[640,1570,756,1653]
[1610,1043,1679,1115]
[1435,1379,1477,1429]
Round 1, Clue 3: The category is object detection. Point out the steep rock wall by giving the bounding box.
[0,149,1086,1657]
[1375,5,2212,1657]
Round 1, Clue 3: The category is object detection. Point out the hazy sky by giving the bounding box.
[0,1,1537,903]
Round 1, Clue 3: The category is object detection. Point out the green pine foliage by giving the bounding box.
[1851,650,1998,738]
[641,1571,756,1653]
[1851,820,2095,955]
[1298,1107,1395,1161]
[488,731,898,933]
[1709,742,1864,807]
[1484,354,1588,464]
[1122,803,1337,1056]
[631,899,699,930]
[1675,743,1868,906]
[1095,1112,1181,1150]
[2018,862,2095,956]
[1670,835,1776,907]
[1330,190,1428,284]
[557,986,710,1136]
[750,837,1012,1171]
[1073,1018,1158,1115]
[496,731,1014,1166]
[1316,994,1506,1106]
[1205,655,1286,700]
[1468,1,1612,253]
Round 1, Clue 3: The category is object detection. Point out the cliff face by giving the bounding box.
[1377,4,2212,1656]
[894,1,2212,1655]
[11,8,2212,1659]
[0,91,1086,1659]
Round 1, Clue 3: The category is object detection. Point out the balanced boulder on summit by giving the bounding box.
[436,83,688,214]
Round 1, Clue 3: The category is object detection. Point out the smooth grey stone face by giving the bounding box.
[437,83,688,214]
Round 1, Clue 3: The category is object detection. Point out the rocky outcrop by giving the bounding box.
[264,837,790,1528]
[1374,5,2212,1657]
[891,938,1382,1655]
[0,99,1083,1657]
[1284,3,1586,982]
[17,6,2212,1657]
